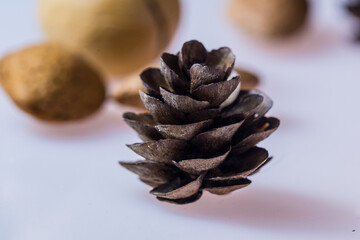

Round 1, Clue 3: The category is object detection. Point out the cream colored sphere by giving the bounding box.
[38,0,180,76]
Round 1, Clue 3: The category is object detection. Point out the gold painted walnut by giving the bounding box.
[229,0,308,38]
[0,44,105,121]
[120,40,279,204]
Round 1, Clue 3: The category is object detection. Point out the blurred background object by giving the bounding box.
[346,0,360,41]
[228,0,308,38]
[0,43,105,121]
[38,0,180,77]
[235,68,260,90]
[112,74,145,109]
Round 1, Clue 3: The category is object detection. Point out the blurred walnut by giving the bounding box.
[229,0,308,38]
[39,0,180,77]
[0,44,106,121]
[113,75,145,109]
[236,68,260,90]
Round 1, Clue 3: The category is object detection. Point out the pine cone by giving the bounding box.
[120,40,279,204]
[347,1,360,41]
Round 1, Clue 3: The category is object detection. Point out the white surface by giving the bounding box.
[1,0,360,239]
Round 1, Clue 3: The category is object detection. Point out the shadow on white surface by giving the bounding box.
[164,187,357,234]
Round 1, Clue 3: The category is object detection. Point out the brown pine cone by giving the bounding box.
[120,40,279,204]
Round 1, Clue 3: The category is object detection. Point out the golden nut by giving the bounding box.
[0,44,106,121]
[235,68,260,90]
[38,0,180,76]
[229,0,308,38]
[112,74,145,109]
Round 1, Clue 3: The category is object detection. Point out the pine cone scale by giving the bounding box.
[202,178,251,195]
[139,91,186,124]
[150,173,205,200]
[190,64,225,91]
[160,53,188,93]
[140,68,169,99]
[191,121,243,153]
[155,119,213,141]
[119,161,177,187]
[206,147,270,181]
[173,147,231,175]
[205,47,235,79]
[186,108,220,122]
[157,191,203,204]
[179,41,208,72]
[159,87,210,113]
[222,90,273,120]
[127,139,189,164]
[192,76,240,106]
[123,112,163,141]
[222,93,264,118]
[232,117,280,153]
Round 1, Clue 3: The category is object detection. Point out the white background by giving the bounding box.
[1,0,360,239]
